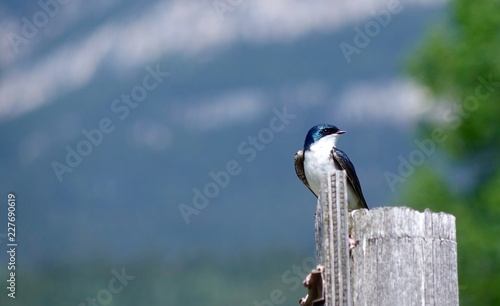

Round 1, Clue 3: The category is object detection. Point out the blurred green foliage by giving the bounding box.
[0,250,312,306]
[404,0,500,304]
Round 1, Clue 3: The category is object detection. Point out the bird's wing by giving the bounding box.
[331,148,369,209]
[294,150,316,197]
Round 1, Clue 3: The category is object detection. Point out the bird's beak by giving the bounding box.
[337,130,346,134]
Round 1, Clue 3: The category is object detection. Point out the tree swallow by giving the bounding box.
[294,124,368,210]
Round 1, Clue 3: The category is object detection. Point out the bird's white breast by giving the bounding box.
[303,135,341,196]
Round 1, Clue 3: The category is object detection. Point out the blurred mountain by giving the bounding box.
[0,1,444,270]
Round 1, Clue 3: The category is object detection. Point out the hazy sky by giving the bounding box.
[0,0,441,123]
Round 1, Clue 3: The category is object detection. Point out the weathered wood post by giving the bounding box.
[303,170,459,306]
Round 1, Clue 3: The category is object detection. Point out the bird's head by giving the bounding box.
[304,124,345,150]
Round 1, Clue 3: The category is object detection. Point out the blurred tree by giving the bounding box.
[404,0,500,304]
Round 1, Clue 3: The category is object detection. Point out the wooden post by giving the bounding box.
[310,170,459,306]
[315,171,351,306]
[349,207,459,306]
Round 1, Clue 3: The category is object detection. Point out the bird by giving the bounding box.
[294,124,368,210]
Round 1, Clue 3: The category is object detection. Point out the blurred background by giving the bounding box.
[0,0,499,305]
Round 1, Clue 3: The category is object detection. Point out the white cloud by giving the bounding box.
[0,0,442,120]
[279,81,330,107]
[0,24,115,119]
[128,120,173,151]
[171,89,266,130]
[336,79,433,127]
